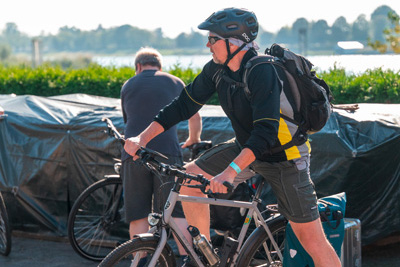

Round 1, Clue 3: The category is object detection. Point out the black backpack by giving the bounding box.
[241,44,333,152]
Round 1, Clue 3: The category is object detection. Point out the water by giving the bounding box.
[94,54,212,70]
[93,54,400,74]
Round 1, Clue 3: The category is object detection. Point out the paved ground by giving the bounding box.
[1,231,400,267]
[0,235,98,267]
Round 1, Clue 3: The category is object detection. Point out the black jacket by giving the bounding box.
[154,49,297,162]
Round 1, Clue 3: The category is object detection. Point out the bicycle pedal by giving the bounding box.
[218,237,238,267]
[214,229,228,236]
[266,204,279,213]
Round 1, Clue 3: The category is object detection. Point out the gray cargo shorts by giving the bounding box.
[195,138,319,223]
[121,155,185,222]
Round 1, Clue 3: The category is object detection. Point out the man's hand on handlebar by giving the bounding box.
[209,170,236,194]
[124,136,143,161]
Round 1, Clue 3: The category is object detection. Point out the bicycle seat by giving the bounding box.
[184,140,213,161]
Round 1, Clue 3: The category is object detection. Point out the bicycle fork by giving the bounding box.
[144,190,206,267]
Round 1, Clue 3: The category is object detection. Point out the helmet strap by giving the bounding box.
[223,40,247,67]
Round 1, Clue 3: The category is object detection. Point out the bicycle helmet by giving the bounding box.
[198,7,258,43]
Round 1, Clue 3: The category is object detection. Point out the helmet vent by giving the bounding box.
[227,24,239,30]
[215,14,227,21]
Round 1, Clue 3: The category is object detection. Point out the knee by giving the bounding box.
[180,184,203,197]
[290,220,329,255]
[184,161,199,173]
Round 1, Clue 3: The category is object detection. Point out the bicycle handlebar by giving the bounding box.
[137,146,211,187]
[102,117,125,145]
[102,117,233,193]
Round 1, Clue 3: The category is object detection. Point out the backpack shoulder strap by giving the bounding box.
[243,55,301,118]
[213,67,247,89]
[242,55,308,155]
[242,55,277,100]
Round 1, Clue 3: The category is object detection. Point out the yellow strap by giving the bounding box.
[253,117,280,124]
[184,87,203,106]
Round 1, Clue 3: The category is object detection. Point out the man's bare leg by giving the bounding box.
[290,218,341,267]
[129,218,148,239]
[180,161,213,240]
[129,216,191,256]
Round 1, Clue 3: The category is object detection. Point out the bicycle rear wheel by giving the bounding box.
[0,192,11,256]
[236,215,287,266]
[99,238,175,267]
[68,177,128,261]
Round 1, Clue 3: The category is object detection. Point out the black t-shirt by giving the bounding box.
[121,69,184,161]
[155,49,287,162]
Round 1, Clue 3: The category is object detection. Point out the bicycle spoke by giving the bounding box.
[68,178,127,260]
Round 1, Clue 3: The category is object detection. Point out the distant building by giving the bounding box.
[335,41,364,54]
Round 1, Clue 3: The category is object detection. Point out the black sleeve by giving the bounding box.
[154,60,218,130]
[242,64,281,159]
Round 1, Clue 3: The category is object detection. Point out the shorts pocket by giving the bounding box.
[293,179,317,217]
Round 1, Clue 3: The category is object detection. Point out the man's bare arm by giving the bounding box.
[124,121,165,160]
[182,112,202,148]
[210,148,256,193]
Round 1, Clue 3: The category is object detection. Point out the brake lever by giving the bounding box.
[223,181,234,193]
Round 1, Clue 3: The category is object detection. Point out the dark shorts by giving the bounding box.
[121,155,185,222]
[195,138,319,223]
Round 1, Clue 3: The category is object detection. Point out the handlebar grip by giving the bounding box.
[223,181,234,193]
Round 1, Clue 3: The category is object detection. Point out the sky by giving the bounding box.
[1,0,400,38]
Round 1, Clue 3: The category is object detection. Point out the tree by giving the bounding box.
[292,18,309,36]
[309,20,331,50]
[175,31,205,49]
[370,5,393,42]
[0,43,11,60]
[1,22,30,52]
[331,16,351,42]
[275,27,292,45]
[351,15,370,42]
[368,11,400,53]
[291,18,309,52]
[257,27,275,47]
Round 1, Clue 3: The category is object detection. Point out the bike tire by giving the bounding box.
[99,238,175,267]
[68,177,128,261]
[0,192,11,256]
[236,215,287,266]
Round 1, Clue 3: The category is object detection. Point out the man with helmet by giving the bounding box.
[125,7,341,267]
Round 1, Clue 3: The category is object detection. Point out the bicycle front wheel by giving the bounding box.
[68,177,128,261]
[99,238,176,267]
[236,215,287,266]
[0,192,11,256]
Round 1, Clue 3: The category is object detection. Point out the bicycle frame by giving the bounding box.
[99,119,284,266]
[140,179,283,267]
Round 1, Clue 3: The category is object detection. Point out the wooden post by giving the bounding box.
[31,38,42,67]
[298,28,307,56]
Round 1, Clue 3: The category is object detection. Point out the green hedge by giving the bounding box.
[0,64,399,104]
[320,66,400,104]
[0,64,133,98]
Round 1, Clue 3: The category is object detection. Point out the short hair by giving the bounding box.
[134,47,162,69]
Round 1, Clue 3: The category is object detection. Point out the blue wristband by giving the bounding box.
[229,162,242,174]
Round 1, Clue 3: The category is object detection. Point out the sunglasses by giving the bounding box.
[208,36,223,45]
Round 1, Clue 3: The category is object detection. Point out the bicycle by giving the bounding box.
[67,118,215,261]
[98,119,288,267]
[0,191,11,256]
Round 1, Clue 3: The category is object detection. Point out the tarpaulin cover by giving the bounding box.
[0,94,399,245]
